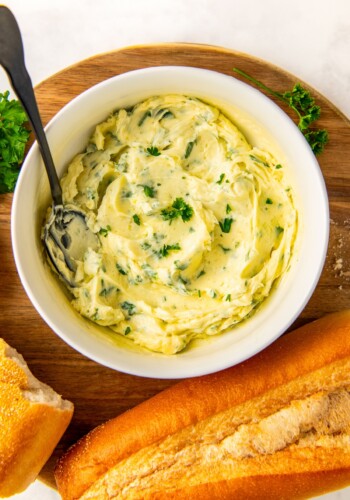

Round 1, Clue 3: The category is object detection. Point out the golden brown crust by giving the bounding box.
[146,470,350,499]
[0,339,74,497]
[55,310,350,499]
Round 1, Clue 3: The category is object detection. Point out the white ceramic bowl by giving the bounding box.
[11,66,329,379]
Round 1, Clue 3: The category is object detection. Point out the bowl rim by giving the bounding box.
[11,65,329,378]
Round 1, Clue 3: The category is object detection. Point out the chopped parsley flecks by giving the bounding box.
[265,198,273,205]
[174,260,188,271]
[99,225,111,237]
[121,301,136,316]
[124,326,131,335]
[161,197,194,223]
[153,232,166,242]
[116,263,127,275]
[99,284,116,297]
[216,173,225,185]
[91,308,99,321]
[275,164,283,169]
[178,275,190,286]
[147,146,161,156]
[226,204,232,214]
[132,214,141,225]
[249,154,270,168]
[141,263,158,279]
[275,226,284,236]
[184,140,195,159]
[219,218,233,233]
[141,242,152,251]
[157,243,181,258]
[140,184,156,198]
[121,189,132,198]
[225,294,231,302]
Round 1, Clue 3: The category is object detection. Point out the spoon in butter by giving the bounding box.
[0,6,99,287]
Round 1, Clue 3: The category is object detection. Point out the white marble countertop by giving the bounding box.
[1,0,350,498]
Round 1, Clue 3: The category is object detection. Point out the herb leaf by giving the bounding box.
[232,68,328,155]
[219,218,233,233]
[99,225,111,237]
[132,214,141,225]
[304,129,329,155]
[0,91,30,193]
[141,184,156,198]
[121,301,136,316]
[116,263,127,275]
[216,173,225,184]
[157,243,181,258]
[147,146,161,156]
[161,197,194,223]
[184,141,195,159]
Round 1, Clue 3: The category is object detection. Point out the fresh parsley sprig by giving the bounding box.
[232,68,328,155]
[147,146,161,156]
[161,197,194,224]
[0,91,30,193]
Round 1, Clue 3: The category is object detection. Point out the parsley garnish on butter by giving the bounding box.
[99,225,111,237]
[132,214,141,225]
[157,243,181,258]
[184,140,195,159]
[161,197,194,223]
[121,301,136,316]
[0,91,30,193]
[216,173,225,184]
[219,218,233,233]
[232,68,328,155]
[141,184,156,198]
[147,146,161,156]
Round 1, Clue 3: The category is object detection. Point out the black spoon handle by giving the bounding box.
[0,6,62,205]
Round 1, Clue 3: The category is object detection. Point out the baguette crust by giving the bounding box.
[0,339,74,497]
[55,310,350,499]
[145,470,350,500]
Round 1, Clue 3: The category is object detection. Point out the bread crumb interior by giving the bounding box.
[5,345,72,410]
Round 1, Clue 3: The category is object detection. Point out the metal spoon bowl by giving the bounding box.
[0,6,99,287]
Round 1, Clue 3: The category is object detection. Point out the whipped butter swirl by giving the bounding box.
[55,95,297,354]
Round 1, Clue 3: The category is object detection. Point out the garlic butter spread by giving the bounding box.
[59,95,297,354]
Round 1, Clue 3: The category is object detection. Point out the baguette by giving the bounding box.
[0,338,74,497]
[55,310,350,499]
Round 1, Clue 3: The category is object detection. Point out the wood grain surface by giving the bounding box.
[1,43,350,489]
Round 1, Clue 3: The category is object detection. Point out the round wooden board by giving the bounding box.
[1,43,350,489]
